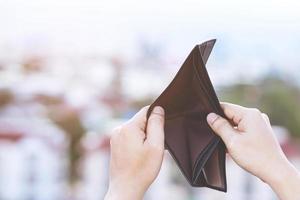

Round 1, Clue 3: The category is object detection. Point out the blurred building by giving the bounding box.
[76,134,110,200]
[0,118,69,200]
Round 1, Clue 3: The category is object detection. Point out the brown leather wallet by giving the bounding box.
[146,39,227,192]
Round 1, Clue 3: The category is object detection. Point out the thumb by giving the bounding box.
[146,106,165,148]
[207,113,237,145]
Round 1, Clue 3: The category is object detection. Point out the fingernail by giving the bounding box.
[152,106,164,116]
[207,113,218,124]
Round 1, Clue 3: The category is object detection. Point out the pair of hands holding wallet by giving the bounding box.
[105,40,300,200]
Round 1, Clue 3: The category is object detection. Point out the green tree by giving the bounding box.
[219,76,300,138]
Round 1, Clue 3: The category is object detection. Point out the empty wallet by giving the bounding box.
[146,39,227,192]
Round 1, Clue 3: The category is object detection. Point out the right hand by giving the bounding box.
[206,102,300,200]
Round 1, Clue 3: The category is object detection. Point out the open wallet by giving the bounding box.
[146,39,227,192]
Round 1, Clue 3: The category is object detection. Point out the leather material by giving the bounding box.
[146,39,227,192]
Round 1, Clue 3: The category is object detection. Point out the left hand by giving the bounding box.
[104,106,165,200]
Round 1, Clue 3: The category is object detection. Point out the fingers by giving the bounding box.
[114,106,165,148]
[262,113,270,124]
[145,106,165,148]
[127,105,150,131]
[220,102,247,125]
[221,102,272,131]
[111,106,149,145]
[207,113,238,146]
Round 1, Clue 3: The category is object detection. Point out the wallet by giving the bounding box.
[146,39,227,192]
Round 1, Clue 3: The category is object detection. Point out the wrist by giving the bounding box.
[104,180,146,200]
[263,157,291,186]
[264,158,300,200]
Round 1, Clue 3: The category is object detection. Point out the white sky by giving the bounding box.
[1,0,300,82]
[1,0,300,51]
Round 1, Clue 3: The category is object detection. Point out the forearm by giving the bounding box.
[266,159,300,200]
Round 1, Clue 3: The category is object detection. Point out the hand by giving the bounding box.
[207,102,300,200]
[104,106,165,200]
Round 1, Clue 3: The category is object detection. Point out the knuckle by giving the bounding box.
[148,115,163,125]
[213,118,227,132]
[111,127,121,140]
[109,136,115,147]
[110,132,117,141]
[141,105,150,113]
[226,135,238,151]
[120,124,132,134]
[146,143,164,154]
[245,108,261,118]
[250,108,261,114]
[110,133,119,146]
[112,126,121,134]
[223,106,229,114]
[262,113,270,123]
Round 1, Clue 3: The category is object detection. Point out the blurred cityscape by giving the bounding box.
[1,0,300,200]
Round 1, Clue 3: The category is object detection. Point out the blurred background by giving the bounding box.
[1,0,300,199]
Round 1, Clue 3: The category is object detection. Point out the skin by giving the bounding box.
[104,103,300,200]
